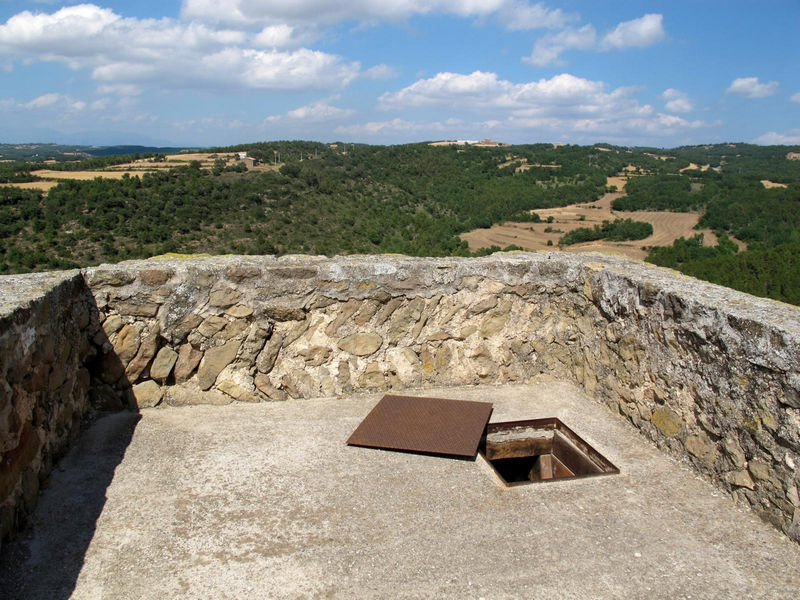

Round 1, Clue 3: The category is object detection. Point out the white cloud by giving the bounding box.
[792,92,800,103]
[0,4,359,92]
[181,0,574,30]
[269,101,354,122]
[600,14,665,50]
[376,70,710,141]
[182,0,499,26]
[523,24,596,66]
[662,88,693,113]
[363,63,398,80]
[496,1,576,31]
[22,92,86,112]
[25,92,61,109]
[753,130,800,145]
[336,118,448,135]
[726,77,779,98]
[523,14,665,67]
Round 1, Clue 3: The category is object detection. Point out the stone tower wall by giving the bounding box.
[2,253,799,548]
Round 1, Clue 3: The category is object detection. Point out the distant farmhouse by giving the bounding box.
[429,138,507,147]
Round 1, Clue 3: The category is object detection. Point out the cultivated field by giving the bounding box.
[461,175,727,260]
[3,152,279,193]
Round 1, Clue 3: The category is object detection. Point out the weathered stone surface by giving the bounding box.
[338,333,383,356]
[150,347,178,382]
[216,371,260,403]
[387,298,425,343]
[115,301,159,318]
[198,315,228,338]
[125,323,161,381]
[254,373,288,401]
[87,270,135,287]
[337,360,353,393]
[225,264,261,282]
[174,344,203,383]
[226,305,254,318]
[131,380,162,408]
[468,296,498,316]
[265,304,305,322]
[725,470,756,490]
[165,384,233,406]
[236,325,270,367]
[748,460,772,481]
[172,313,203,343]
[256,332,284,374]
[196,340,241,390]
[5,252,800,548]
[479,301,512,338]
[113,323,144,367]
[217,319,248,341]
[374,297,403,326]
[209,287,241,308]
[325,299,361,336]
[359,362,385,388]
[354,300,380,326]
[102,315,124,337]
[90,383,122,411]
[300,346,332,367]
[651,407,682,438]
[139,269,172,286]
[686,433,717,464]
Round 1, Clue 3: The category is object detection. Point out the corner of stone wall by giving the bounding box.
[2,253,799,548]
[0,271,98,549]
[579,262,800,543]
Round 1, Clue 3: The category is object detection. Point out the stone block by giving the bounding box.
[115,301,160,318]
[685,433,717,463]
[165,384,233,407]
[338,333,383,356]
[725,469,755,490]
[254,374,288,401]
[125,323,161,381]
[325,299,360,336]
[651,407,682,438]
[150,347,178,382]
[197,340,241,390]
[198,315,229,338]
[748,460,772,481]
[256,332,284,374]
[174,344,203,383]
[209,287,241,308]
[139,269,172,286]
[131,381,163,409]
[113,323,144,366]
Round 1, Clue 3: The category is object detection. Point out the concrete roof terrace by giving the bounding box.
[2,380,799,599]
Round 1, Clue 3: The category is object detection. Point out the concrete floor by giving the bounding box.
[2,380,800,599]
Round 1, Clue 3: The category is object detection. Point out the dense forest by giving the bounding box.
[1,140,799,305]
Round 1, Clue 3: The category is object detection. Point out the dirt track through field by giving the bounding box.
[461,175,720,260]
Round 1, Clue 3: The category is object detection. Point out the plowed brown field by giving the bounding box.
[461,175,722,260]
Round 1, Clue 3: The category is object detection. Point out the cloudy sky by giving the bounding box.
[0,1,798,147]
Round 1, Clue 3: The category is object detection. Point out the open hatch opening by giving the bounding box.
[480,417,618,486]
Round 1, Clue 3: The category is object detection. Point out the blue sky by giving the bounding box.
[0,0,798,147]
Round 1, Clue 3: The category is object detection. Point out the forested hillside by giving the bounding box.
[1,141,799,305]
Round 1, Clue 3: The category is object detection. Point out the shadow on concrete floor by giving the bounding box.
[0,411,140,600]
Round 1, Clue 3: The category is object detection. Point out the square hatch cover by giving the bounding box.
[347,394,493,458]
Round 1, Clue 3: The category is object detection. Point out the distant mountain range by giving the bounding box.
[0,143,193,161]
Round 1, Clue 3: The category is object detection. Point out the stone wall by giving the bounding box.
[2,253,799,547]
[0,271,96,545]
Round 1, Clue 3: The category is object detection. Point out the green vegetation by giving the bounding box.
[559,219,653,246]
[612,175,696,212]
[2,140,800,305]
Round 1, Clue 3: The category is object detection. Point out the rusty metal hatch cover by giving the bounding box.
[346,394,493,458]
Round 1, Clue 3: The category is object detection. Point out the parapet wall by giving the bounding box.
[2,253,800,547]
